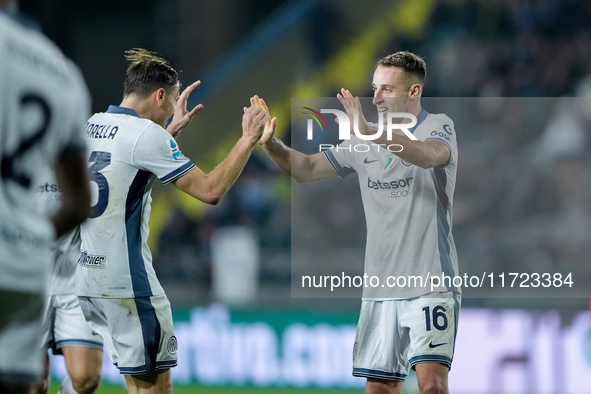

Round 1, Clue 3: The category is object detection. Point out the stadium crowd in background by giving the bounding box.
[152,0,591,306]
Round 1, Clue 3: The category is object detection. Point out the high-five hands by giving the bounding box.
[242,95,272,145]
[167,81,204,137]
[336,88,370,135]
[242,95,277,145]
[250,95,277,145]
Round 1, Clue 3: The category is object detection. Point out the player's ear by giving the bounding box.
[409,83,422,98]
[154,88,166,107]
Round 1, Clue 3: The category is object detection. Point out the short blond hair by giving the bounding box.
[123,48,178,98]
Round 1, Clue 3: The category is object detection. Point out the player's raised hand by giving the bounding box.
[336,88,370,135]
[251,96,277,145]
[167,81,204,137]
[242,95,270,145]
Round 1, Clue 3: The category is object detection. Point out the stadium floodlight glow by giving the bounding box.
[305,108,418,141]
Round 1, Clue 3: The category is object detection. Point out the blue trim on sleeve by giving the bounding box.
[134,297,162,374]
[409,355,452,369]
[160,162,196,185]
[409,109,429,134]
[323,150,355,178]
[125,170,153,297]
[352,368,407,381]
[106,105,139,117]
[432,168,457,292]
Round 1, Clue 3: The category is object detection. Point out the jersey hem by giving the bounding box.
[76,290,165,299]
[361,290,461,301]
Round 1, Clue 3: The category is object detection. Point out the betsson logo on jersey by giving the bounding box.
[367,177,414,199]
[78,250,106,269]
[37,183,63,203]
[37,183,61,193]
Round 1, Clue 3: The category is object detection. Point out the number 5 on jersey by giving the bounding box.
[89,151,110,218]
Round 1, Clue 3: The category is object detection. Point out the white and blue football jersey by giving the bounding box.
[0,13,89,294]
[76,106,195,298]
[324,110,459,299]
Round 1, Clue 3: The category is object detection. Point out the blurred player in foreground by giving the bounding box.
[261,51,460,394]
[76,48,275,394]
[0,1,91,393]
[35,176,103,394]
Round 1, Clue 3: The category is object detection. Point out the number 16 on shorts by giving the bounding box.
[407,296,460,370]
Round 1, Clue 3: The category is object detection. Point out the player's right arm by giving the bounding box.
[255,97,337,184]
[172,101,270,205]
[262,137,337,183]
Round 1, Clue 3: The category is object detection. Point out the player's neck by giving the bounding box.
[407,100,422,118]
[119,97,158,124]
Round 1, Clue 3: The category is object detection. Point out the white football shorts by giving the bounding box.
[0,290,45,384]
[43,293,103,353]
[78,294,177,375]
[352,293,461,381]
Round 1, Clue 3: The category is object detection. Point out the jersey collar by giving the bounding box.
[409,109,428,134]
[106,105,139,117]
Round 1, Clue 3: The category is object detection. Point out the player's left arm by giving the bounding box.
[336,89,451,169]
[377,136,450,169]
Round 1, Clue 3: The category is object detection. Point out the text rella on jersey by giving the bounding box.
[85,122,118,139]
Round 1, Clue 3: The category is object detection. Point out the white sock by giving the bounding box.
[57,376,80,394]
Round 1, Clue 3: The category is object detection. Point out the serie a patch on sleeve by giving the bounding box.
[168,139,182,160]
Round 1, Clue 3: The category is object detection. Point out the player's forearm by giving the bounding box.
[52,154,91,237]
[203,135,257,204]
[51,205,86,238]
[372,133,446,169]
[262,137,293,176]
[263,137,332,183]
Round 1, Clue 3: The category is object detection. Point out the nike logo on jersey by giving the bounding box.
[364,158,378,164]
[428,342,447,348]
